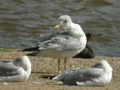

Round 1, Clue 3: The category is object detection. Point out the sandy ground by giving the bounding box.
[0,50,120,90]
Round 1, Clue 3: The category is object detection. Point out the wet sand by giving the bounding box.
[0,50,120,90]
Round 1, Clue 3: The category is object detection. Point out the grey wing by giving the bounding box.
[53,67,103,85]
[74,68,102,82]
[38,35,81,50]
[39,31,63,42]
[39,31,68,42]
[62,68,102,81]
[23,31,73,52]
[0,61,19,76]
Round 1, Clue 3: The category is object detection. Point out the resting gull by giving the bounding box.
[52,60,112,86]
[73,33,95,58]
[22,15,87,72]
[0,56,31,82]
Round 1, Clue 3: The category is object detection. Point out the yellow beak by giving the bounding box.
[54,25,60,30]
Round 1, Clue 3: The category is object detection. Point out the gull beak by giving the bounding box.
[54,25,60,30]
[89,35,94,41]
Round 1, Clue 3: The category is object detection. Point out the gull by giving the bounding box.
[22,15,87,72]
[0,56,31,82]
[73,33,95,58]
[52,60,112,86]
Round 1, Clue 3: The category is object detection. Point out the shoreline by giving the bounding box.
[0,49,119,90]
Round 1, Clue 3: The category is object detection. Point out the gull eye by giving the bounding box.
[64,19,67,23]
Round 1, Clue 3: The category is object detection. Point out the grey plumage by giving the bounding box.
[0,61,19,76]
[52,60,112,86]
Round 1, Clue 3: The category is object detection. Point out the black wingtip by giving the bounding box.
[22,47,39,52]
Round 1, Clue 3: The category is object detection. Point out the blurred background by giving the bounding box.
[0,0,119,56]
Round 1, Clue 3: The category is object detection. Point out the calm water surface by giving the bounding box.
[0,0,120,56]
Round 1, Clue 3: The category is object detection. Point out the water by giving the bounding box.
[0,0,120,57]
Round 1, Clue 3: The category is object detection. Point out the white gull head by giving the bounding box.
[57,15,72,30]
[15,56,32,81]
[56,15,86,37]
[92,60,113,72]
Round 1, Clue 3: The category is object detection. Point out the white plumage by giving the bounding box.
[0,56,31,82]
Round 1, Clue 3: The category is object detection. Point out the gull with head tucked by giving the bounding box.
[22,15,87,72]
[0,56,31,82]
[52,60,112,86]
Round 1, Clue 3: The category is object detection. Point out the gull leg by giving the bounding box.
[57,58,61,73]
[64,57,67,71]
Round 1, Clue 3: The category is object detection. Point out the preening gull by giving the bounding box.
[52,60,112,86]
[73,33,95,58]
[0,56,31,82]
[23,15,87,57]
[22,15,87,72]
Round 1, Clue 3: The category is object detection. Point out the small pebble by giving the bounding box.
[32,81,40,84]
[3,82,8,85]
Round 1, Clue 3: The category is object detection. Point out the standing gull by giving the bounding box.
[22,15,87,72]
[0,56,31,82]
[52,60,112,86]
